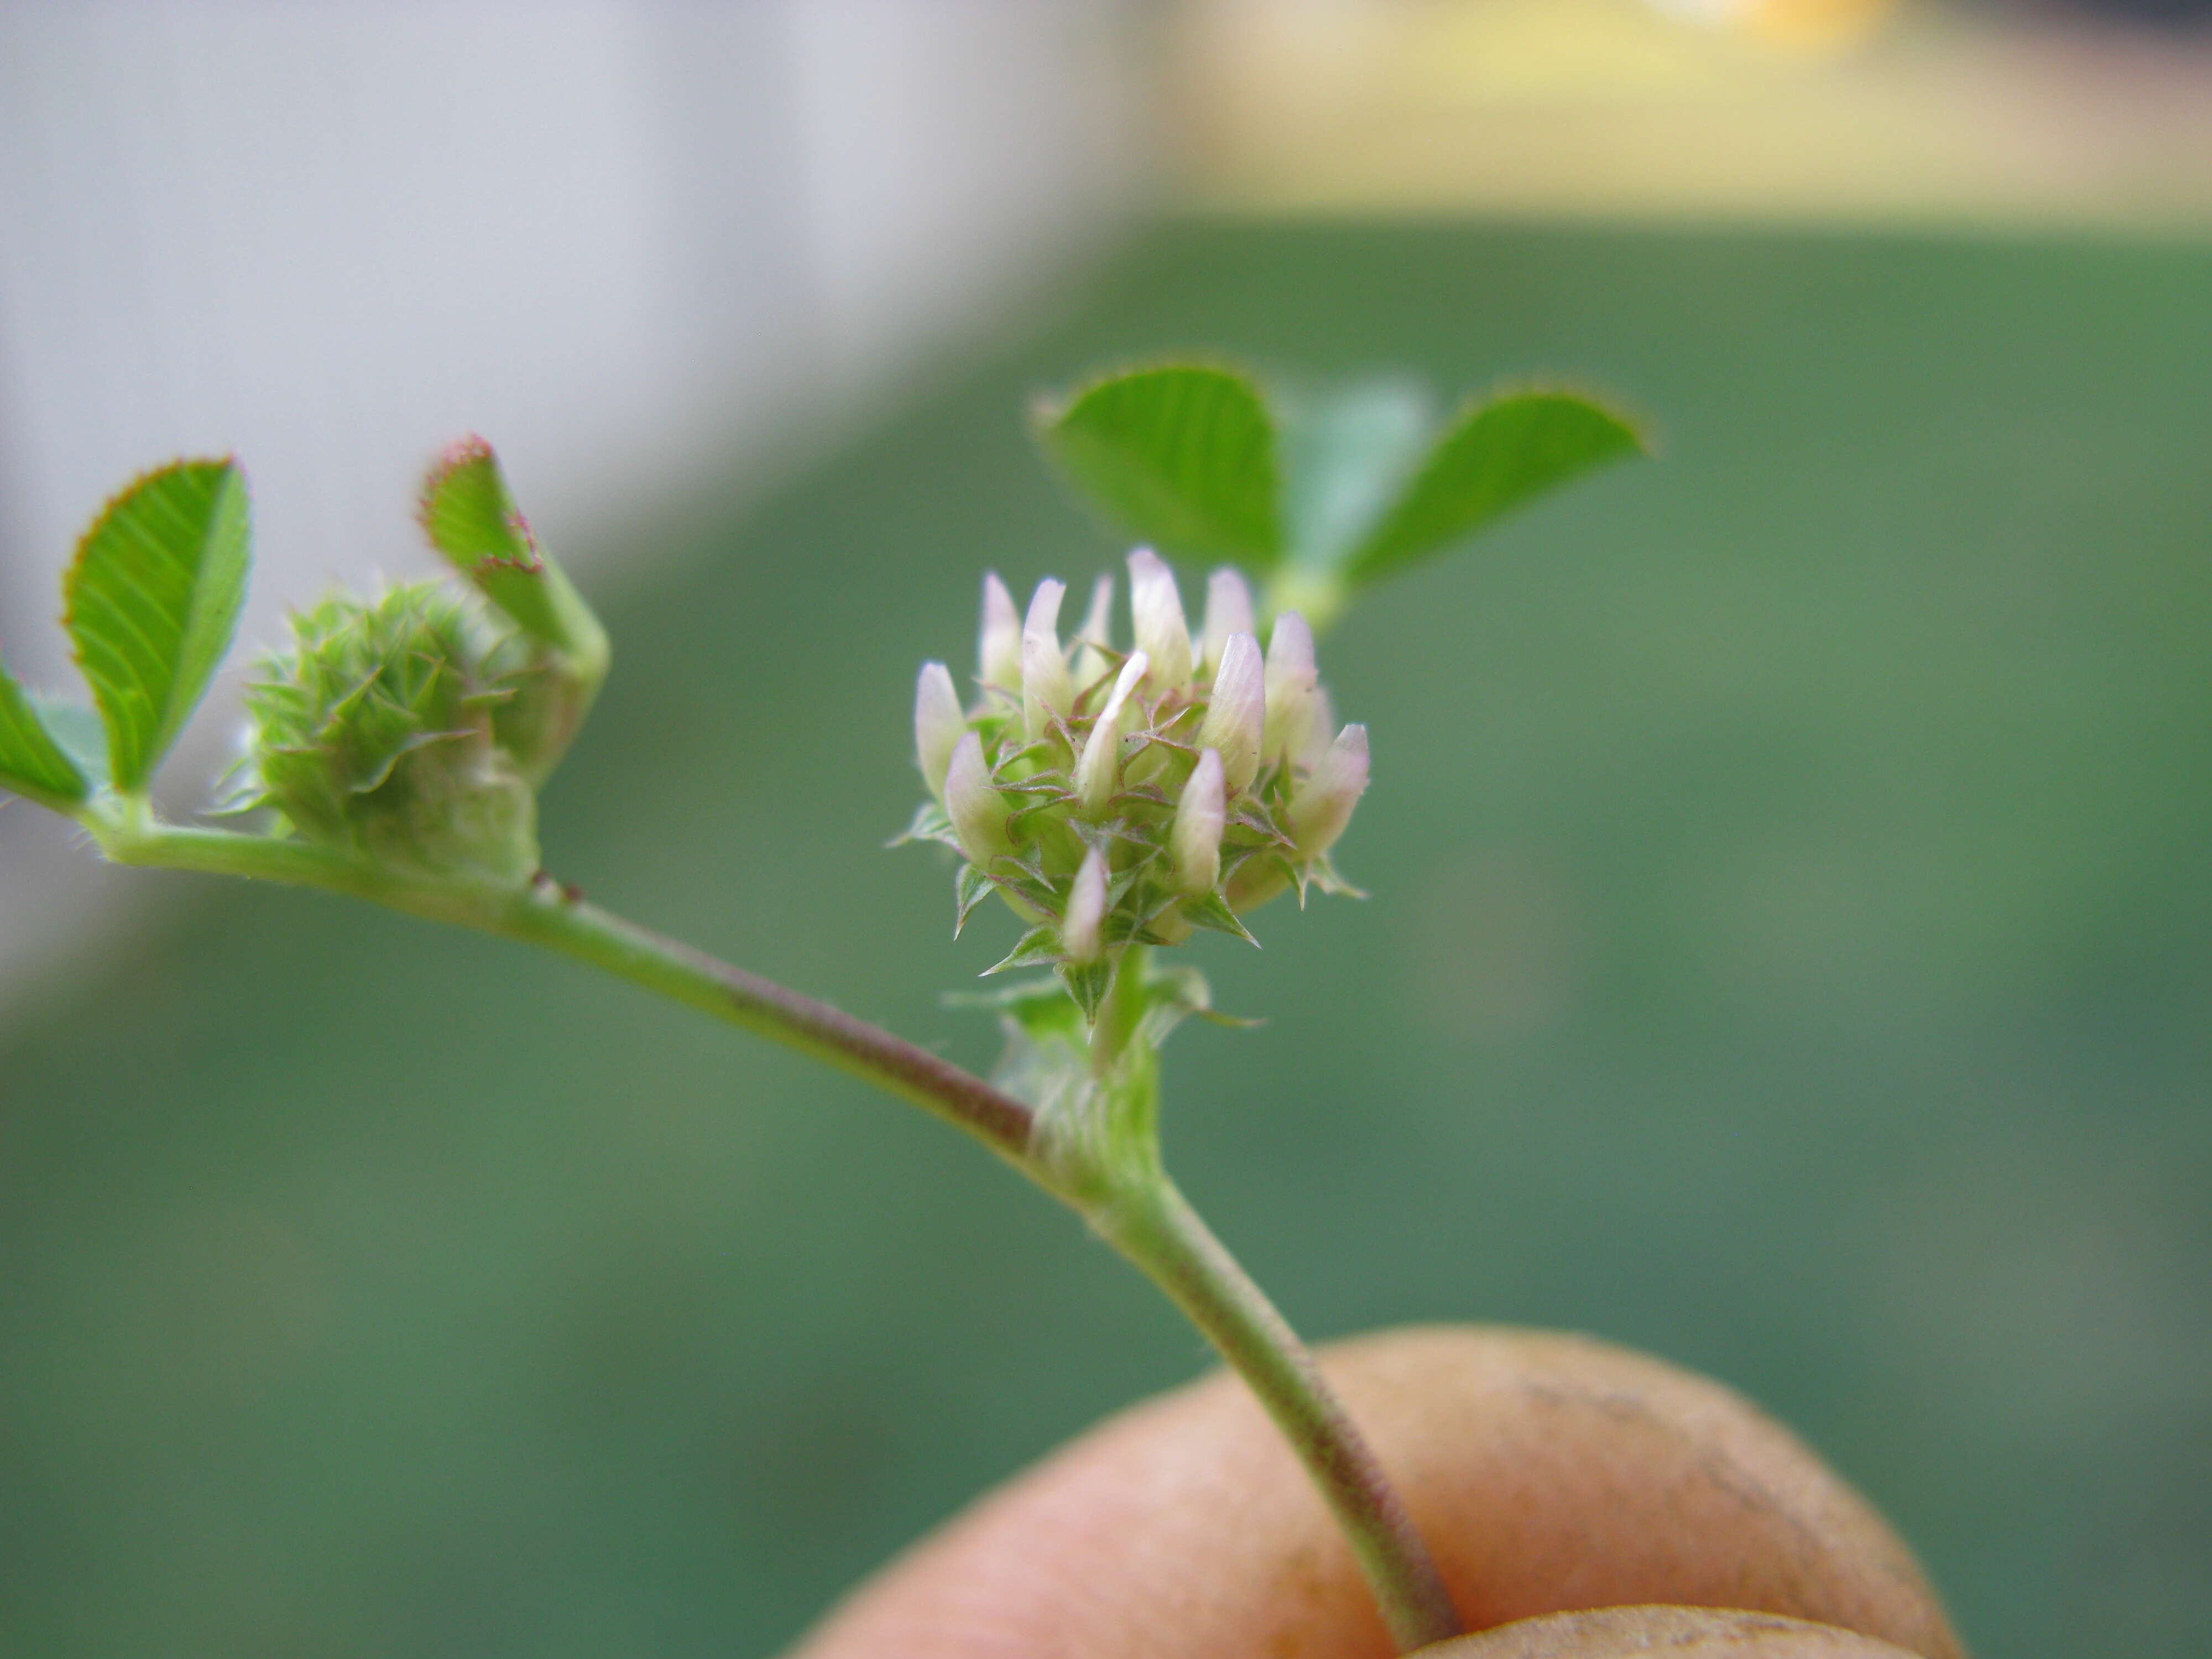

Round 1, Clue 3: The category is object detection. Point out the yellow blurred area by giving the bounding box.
[1658,0,1902,51]
[1172,0,2212,227]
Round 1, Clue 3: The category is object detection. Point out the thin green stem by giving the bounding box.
[97,821,1034,1166]
[95,817,1459,1652]
[492,894,1034,1164]
[1091,1175,1462,1653]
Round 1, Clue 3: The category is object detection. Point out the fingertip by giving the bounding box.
[789,1326,1963,1659]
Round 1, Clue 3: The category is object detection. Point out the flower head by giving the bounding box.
[239,582,538,883]
[901,554,1373,1011]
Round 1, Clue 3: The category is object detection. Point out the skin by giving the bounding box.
[790,1326,1965,1659]
[1428,1606,1929,1657]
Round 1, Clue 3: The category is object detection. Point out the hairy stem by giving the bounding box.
[98,818,1458,1651]
[1092,1175,1463,1652]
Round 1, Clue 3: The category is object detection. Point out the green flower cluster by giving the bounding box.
[238,583,542,884]
[905,550,1369,1014]
[233,437,607,886]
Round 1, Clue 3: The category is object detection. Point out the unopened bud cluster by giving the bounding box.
[909,550,1369,997]
[237,583,546,884]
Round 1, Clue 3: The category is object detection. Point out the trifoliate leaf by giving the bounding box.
[1035,363,1284,568]
[63,458,251,792]
[0,657,87,811]
[1343,390,1646,589]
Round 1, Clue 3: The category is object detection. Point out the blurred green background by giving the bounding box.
[3,220,2208,1658]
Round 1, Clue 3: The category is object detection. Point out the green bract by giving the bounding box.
[902,551,1369,1019]
[238,583,539,884]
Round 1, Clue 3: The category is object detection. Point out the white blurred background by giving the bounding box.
[0,0,1151,1004]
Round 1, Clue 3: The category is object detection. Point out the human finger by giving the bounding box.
[789,1325,1962,1659]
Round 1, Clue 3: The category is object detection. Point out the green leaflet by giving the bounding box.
[1034,364,1284,569]
[419,438,608,785]
[0,656,87,810]
[419,437,608,672]
[1343,390,1645,589]
[30,695,112,792]
[62,458,251,793]
[1280,378,1435,571]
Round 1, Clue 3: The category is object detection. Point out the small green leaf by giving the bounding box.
[420,437,609,786]
[1343,390,1646,589]
[419,437,607,665]
[0,656,88,810]
[1034,364,1284,568]
[1181,889,1260,948]
[64,458,251,793]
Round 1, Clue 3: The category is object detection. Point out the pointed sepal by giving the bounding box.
[1181,888,1260,947]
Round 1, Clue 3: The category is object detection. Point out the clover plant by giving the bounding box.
[0,362,1641,1653]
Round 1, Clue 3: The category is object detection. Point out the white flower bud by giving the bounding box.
[1200,567,1255,675]
[945,730,1010,864]
[1072,572,1115,692]
[1172,748,1226,896]
[1195,632,1264,794]
[1298,685,1337,774]
[1263,612,1318,764]
[914,661,965,801]
[1062,846,1108,963]
[1074,651,1148,816]
[1021,578,1073,740]
[1127,547,1193,693]
[1288,723,1368,857]
[979,572,1021,693]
